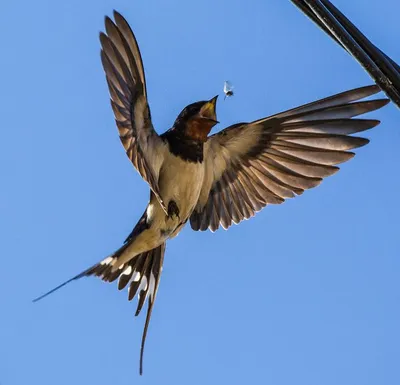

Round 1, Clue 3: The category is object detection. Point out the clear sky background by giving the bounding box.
[1,1,399,384]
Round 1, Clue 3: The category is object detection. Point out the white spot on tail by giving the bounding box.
[138,276,148,293]
[122,266,132,276]
[148,272,156,300]
[101,256,113,265]
[131,271,141,283]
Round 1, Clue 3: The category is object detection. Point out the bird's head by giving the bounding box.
[173,96,219,142]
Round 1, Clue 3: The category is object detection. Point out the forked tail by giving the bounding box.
[33,242,166,375]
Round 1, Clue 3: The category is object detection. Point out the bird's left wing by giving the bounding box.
[190,85,388,232]
[101,11,168,214]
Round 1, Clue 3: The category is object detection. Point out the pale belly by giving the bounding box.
[160,157,205,221]
[137,155,205,247]
[162,153,204,218]
[111,157,205,268]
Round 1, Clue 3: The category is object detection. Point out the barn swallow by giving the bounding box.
[33,10,390,375]
[291,0,400,108]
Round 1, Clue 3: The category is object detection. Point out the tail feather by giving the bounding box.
[32,271,88,303]
[33,241,167,375]
[136,243,165,375]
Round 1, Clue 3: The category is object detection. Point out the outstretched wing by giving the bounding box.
[190,85,389,232]
[101,11,168,213]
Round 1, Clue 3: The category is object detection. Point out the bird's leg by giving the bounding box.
[167,200,180,220]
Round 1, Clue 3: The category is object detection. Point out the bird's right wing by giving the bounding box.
[101,11,168,213]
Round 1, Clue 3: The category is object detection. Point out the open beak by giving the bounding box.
[199,95,219,124]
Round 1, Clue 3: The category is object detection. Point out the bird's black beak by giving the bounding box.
[199,95,219,124]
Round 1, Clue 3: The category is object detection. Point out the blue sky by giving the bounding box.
[1,0,399,384]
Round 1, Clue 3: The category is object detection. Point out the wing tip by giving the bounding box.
[363,84,380,94]
[369,119,381,129]
[379,98,391,108]
[113,9,123,19]
[104,15,113,25]
[113,10,128,27]
[360,137,370,147]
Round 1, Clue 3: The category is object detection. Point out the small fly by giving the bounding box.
[223,80,234,100]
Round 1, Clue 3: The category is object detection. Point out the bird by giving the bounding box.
[33,10,390,375]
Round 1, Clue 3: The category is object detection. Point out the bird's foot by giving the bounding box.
[167,200,180,220]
